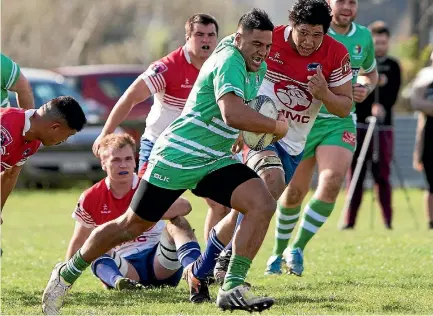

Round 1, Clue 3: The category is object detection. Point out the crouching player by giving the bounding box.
[65,133,201,290]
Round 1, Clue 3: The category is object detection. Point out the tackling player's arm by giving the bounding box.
[65,221,93,260]
[0,165,23,211]
[9,72,34,110]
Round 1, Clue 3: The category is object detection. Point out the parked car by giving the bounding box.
[55,65,151,142]
[8,68,121,188]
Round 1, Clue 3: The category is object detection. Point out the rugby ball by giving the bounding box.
[242,95,279,151]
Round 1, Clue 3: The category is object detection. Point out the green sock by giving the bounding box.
[291,198,334,251]
[272,203,301,257]
[60,250,90,284]
[222,255,252,291]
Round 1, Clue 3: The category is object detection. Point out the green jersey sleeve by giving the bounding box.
[362,31,376,73]
[1,54,20,90]
[213,52,246,101]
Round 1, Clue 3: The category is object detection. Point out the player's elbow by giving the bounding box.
[333,99,352,118]
[222,112,242,129]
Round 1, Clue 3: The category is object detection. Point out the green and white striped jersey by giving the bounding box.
[149,35,267,170]
[319,22,376,118]
[1,54,21,108]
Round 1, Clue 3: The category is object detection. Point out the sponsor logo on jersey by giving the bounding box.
[181,78,193,89]
[342,131,356,146]
[341,54,352,76]
[101,204,111,214]
[274,79,313,112]
[1,126,13,147]
[154,173,169,183]
[22,148,31,157]
[268,52,284,65]
[147,61,168,77]
[307,62,321,72]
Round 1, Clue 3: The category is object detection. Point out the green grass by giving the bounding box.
[1,188,432,315]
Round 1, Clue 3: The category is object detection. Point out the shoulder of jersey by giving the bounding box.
[353,23,372,36]
[161,46,187,67]
[82,179,107,203]
[323,34,348,54]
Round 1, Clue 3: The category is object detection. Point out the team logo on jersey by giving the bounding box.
[101,204,111,214]
[353,45,362,55]
[269,52,284,65]
[181,78,192,89]
[146,61,168,77]
[1,126,13,148]
[342,131,356,146]
[274,79,312,112]
[307,63,321,72]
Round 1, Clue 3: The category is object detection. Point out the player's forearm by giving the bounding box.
[0,166,22,209]
[357,69,378,92]
[12,75,35,109]
[223,106,281,134]
[411,98,433,116]
[321,89,353,118]
[66,239,85,260]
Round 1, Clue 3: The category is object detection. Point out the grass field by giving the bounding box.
[1,188,432,315]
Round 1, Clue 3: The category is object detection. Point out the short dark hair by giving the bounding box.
[369,21,390,37]
[237,8,274,32]
[185,13,219,36]
[44,96,87,131]
[289,0,332,34]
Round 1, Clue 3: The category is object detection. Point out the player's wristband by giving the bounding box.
[273,121,287,134]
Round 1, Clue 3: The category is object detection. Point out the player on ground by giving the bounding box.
[272,0,378,276]
[91,14,230,246]
[201,0,353,282]
[42,9,286,314]
[66,133,201,291]
[1,53,34,109]
[0,97,87,215]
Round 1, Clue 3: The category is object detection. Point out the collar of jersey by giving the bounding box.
[105,173,139,190]
[329,22,356,37]
[23,109,37,136]
[182,45,192,64]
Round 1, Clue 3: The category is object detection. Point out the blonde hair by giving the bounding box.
[99,133,136,158]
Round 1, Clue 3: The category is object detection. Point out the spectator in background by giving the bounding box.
[1,53,34,109]
[411,50,433,230]
[344,21,401,229]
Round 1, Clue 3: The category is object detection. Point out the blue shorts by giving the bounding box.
[125,244,183,287]
[245,142,303,185]
[91,244,183,288]
[138,138,155,171]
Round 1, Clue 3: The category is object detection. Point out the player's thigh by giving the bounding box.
[192,162,276,217]
[279,156,316,207]
[245,145,285,199]
[162,197,192,219]
[130,179,185,223]
[316,145,353,200]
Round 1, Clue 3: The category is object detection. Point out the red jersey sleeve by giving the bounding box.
[72,191,96,228]
[140,59,170,95]
[328,42,353,88]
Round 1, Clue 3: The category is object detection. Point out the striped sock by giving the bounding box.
[177,241,201,268]
[291,198,334,251]
[192,228,224,279]
[272,204,301,257]
[60,250,90,285]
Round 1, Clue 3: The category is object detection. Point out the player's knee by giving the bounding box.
[260,169,285,199]
[284,184,307,206]
[249,194,276,221]
[319,171,345,200]
[171,198,192,217]
[207,198,230,216]
[168,216,193,233]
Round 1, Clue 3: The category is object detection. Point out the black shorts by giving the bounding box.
[422,139,433,193]
[131,163,259,222]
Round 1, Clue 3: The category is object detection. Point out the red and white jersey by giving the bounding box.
[260,25,352,155]
[72,174,165,257]
[140,46,199,142]
[0,108,41,171]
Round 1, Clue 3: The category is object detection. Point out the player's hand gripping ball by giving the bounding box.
[242,95,279,151]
